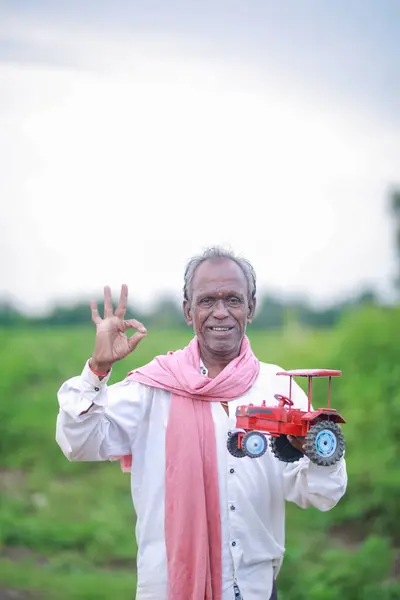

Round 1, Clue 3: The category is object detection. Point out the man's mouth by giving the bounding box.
[208,326,234,332]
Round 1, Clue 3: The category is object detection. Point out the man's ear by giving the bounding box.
[183,299,193,327]
[247,297,256,324]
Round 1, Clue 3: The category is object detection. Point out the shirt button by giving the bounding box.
[94,387,99,392]
[230,468,235,474]
[232,541,236,547]
[230,505,236,511]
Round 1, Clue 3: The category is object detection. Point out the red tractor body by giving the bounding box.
[235,404,345,439]
[227,369,346,466]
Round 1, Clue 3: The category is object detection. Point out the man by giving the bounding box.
[56,247,347,600]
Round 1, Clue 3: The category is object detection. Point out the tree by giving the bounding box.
[389,187,400,296]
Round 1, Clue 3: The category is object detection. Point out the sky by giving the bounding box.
[0,1,399,315]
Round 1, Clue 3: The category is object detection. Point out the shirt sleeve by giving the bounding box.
[55,359,151,462]
[281,456,348,511]
[279,375,348,511]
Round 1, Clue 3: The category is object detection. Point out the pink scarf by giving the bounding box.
[121,335,259,600]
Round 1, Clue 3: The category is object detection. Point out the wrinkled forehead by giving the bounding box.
[191,259,248,297]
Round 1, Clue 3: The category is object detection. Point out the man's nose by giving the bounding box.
[212,299,229,319]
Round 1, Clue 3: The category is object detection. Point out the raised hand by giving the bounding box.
[89,284,147,373]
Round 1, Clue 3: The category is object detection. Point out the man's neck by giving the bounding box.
[200,352,239,379]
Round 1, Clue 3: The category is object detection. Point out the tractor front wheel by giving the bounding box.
[242,431,268,459]
[270,435,304,463]
[305,420,345,466]
[227,432,246,458]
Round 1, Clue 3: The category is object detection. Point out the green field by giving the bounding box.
[1,307,399,599]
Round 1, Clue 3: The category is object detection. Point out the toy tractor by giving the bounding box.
[227,369,345,467]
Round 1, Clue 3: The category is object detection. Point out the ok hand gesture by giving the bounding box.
[90,284,147,373]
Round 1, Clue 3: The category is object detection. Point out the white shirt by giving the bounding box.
[56,357,347,600]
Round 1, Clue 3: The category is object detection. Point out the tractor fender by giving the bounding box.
[228,427,246,437]
[301,410,346,424]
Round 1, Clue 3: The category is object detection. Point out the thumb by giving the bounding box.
[127,331,147,352]
[120,318,147,334]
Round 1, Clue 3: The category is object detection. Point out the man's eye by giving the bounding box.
[228,297,241,305]
[199,298,213,305]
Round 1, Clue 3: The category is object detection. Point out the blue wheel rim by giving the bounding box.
[315,429,337,458]
[244,433,266,456]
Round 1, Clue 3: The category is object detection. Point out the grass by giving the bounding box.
[0,318,399,599]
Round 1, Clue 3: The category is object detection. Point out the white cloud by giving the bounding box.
[0,17,398,314]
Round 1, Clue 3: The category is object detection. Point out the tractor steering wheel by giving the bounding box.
[274,393,294,407]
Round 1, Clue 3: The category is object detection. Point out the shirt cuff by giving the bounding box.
[305,456,345,488]
[308,457,343,472]
[78,359,112,407]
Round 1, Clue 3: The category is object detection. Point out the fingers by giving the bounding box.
[115,284,128,319]
[287,435,305,453]
[127,331,147,352]
[121,319,148,353]
[92,285,137,323]
[90,300,102,325]
[121,318,147,334]
[103,286,114,318]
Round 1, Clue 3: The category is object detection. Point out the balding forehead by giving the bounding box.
[191,258,248,292]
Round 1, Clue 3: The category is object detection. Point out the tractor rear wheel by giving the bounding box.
[305,420,345,466]
[270,435,304,463]
[227,432,246,458]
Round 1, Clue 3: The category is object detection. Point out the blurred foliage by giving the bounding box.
[1,305,399,598]
[0,287,380,330]
[389,186,400,293]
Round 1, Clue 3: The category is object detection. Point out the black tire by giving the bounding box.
[305,420,345,466]
[227,432,246,458]
[270,435,304,463]
[242,431,268,459]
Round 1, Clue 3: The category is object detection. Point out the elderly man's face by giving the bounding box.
[183,258,255,361]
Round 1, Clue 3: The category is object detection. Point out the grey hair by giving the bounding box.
[183,246,257,303]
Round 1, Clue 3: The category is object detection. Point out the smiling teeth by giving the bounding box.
[212,327,230,331]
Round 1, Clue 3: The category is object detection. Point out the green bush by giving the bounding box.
[323,306,400,542]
